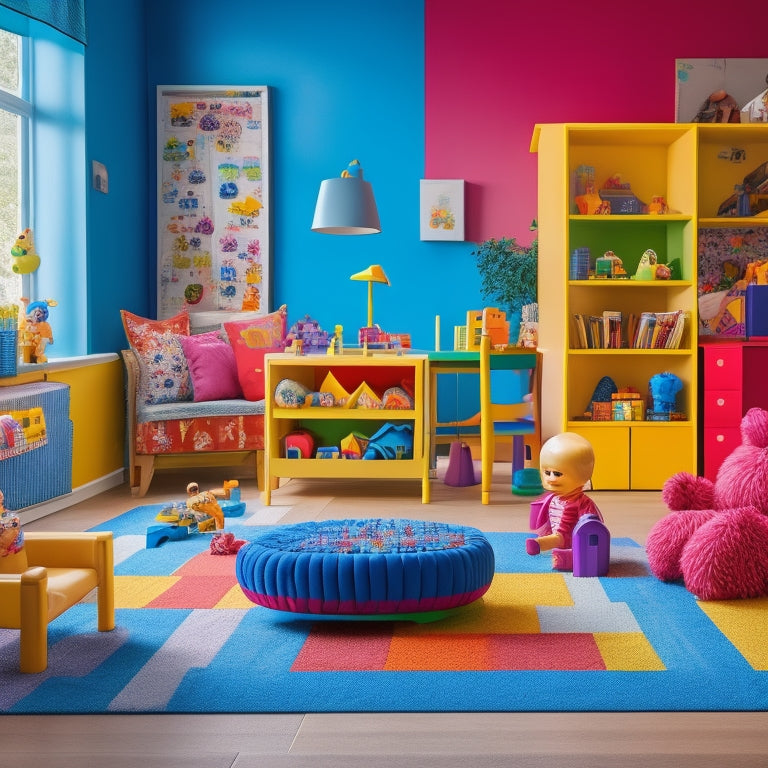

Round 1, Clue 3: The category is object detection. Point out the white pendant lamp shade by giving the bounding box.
[311,163,381,235]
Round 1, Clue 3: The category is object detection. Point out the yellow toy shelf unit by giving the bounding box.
[263,352,430,504]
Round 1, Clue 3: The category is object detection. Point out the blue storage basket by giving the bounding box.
[0,331,17,377]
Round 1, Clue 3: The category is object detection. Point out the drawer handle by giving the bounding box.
[717,398,725,407]
[716,434,725,443]
[716,358,725,367]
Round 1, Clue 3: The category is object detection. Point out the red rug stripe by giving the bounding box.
[290,624,607,672]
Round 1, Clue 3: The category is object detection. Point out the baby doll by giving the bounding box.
[526,432,603,571]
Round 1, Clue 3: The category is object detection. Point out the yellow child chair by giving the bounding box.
[479,333,542,505]
[0,531,115,673]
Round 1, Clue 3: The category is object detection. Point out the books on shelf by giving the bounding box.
[632,310,688,349]
[571,309,688,349]
[571,310,623,349]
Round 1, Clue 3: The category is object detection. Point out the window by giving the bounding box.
[0,27,29,308]
[0,8,86,359]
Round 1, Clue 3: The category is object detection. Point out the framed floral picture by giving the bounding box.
[419,179,465,241]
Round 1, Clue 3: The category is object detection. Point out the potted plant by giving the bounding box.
[473,235,538,317]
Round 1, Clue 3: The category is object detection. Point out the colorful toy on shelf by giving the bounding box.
[574,183,606,215]
[19,297,57,364]
[326,324,343,355]
[526,432,607,572]
[593,251,627,279]
[647,195,669,215]
[10,228,40,275]
[648,371,682,415]
[481,307,509,348]
[285,315,331,355]
[597,174,646,214]
[362,423,413,460]
[633,248,658,280]
[340,431,368,459]
[646,407,768,600]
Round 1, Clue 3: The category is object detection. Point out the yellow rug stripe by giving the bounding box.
[215,584,255,609]
[114,575,179,608]
[594,632,665,671]
[395,573,572,636]
[698,597,768,670]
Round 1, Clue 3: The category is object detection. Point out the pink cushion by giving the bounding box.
[121,309,191,405]
[179,331,243,401]
[224,306,287,401]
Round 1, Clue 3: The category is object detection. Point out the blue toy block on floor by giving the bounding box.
[146,523,192,548]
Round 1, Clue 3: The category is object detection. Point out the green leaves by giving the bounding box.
[473,236,538,315]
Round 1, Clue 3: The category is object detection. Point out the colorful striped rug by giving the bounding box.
[1,503,767,713]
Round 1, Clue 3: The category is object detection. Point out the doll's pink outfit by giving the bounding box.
[529,490,603,570]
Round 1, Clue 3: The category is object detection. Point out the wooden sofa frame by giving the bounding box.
[122,348,265,497]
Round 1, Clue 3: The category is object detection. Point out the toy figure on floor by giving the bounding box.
[526,432,604,571]
[185,479,239,531]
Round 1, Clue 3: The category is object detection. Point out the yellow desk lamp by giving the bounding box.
[349,264,390,328]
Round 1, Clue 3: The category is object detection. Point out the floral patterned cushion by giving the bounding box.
[121,309,191,405]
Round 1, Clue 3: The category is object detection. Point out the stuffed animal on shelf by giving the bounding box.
[646,407,768,600]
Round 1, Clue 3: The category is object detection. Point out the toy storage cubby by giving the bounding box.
[532,124,699,490]
[263,352,429,504]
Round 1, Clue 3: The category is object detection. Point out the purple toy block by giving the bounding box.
[572,514,610,577]
[444,441,478,487]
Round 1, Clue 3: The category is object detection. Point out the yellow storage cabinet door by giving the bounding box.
[630,424,694,490]
[569,425,630,490]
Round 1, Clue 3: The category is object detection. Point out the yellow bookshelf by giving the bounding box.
[531,123,699,489]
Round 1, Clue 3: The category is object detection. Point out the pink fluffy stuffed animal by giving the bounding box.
[645,407,768,600]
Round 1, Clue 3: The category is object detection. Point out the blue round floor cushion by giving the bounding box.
[236,518,495,615]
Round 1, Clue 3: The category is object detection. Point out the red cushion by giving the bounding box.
[224,306,287,401]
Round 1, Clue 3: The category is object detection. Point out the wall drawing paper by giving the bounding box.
[157,86,270,321]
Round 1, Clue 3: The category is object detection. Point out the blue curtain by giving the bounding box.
[0,0,86,44]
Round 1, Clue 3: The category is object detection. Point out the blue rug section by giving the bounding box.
[2,505,767,713]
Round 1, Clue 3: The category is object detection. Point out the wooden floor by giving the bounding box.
[5,465,768,767]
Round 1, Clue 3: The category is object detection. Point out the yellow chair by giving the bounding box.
[0,531,115,673]
[479,334,541,505]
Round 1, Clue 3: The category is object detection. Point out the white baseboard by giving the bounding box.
[18,469,126,525]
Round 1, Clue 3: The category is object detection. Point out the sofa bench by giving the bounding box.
[122,348,266,497]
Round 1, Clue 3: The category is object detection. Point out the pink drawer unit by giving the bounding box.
[702,345,742,391]
[703,426,740,480]
[702,389,742,428]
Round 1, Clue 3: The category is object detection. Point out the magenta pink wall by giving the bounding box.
[426,0,768,246]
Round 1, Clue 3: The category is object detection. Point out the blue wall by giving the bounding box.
[82,1,489,355]
[84,0,148,353]
[140,0,466,351]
